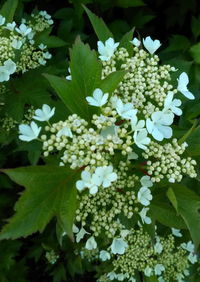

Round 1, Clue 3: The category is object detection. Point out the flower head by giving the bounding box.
[143,36,161,54]
[33,104,55,122]
[97,37,119,61]
[177,72,195,100]
[19,121,41,142]
[86,88,108,107]
[116,98,137,120]
[110,238,128,254]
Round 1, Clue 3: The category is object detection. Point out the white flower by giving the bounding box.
[19,121,41,142]
[144,266,153,277]
[131,115,145,132]
[154,240,163,254]
[57,127,73,138]
[110,95,118,108]
[116,273,126,281]
[139,207,152,224]
[76,170,101,194]
[171,228,182,237]
[181,241,195,253]
[140,175,153,187]
[0,15,5,25]
[76,227,90,243]
[133,129,150,150]
[86,88,108,107]
[154,264,165,276]
[85,236,97,250]
[11,39,23,49]
[39,43,47,50]
[143,36,161,54]
[177,72,195,100]
[99,250,111,261]
[33,104,55,121]
[93,165,117,188]
[120,229,130,239]
[4,59,16,74]
[38,58,46,65]
[163,92,182,116]
[158,277,165,282]
[137,186,152,206]
[43,52,52,59]
[5,22,16,31]
[15,23,32,36]
[0,67,10,82]
[66,67,72,80]
[97,37,119,61]
[146,111,173,141]
[107,272,117,280]
[110,238,128,254]
[116,98,137,120]
[188,252,198,264]
[72,224,79,233]
[130,38,141,47]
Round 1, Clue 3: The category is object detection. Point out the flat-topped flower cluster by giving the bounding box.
[18,35,198,281]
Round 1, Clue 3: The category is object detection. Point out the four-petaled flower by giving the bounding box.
[15,23,32,36]
[130,37,141,47]
[140,175,153,187]
[19,121,41,142]
[133,129,150,150]
[97,37,119,61]
[116,98,137,120]
[137,186,152,206]
[177,72,195,100]
[86,88,109,107]
[139,207,152,224]
[33,104,55,122]
[163,91,182,116]
[57,127,73,138]
[143,36,161,54]
[76,170,100,194]
[154,264,165,276]
[110,238,128,254]
[93,165,117,188]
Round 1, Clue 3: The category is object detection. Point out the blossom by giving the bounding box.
[85,236,97,250]
[39,43,47,50]
[181,241,194,253]
[107,272,117,280]
[99,250,111,261]
[146,111,173,141]
[76,170,100,194]
[137,186,152,206]
[163,92,182,116]
[188,252,198,264]
[110,238,128,254]
[143,36,161,54]
[139,207,152,224]
[4,59,16,74]
[130,37,141,47]
[116,98,137,120]
[86,88,108,107]
[66,67,72,80]
[131,115,145,132]
[72,224,79,233]
[0,15,5,25]
[177,72,195,100]
[154,240,163,254]
[93,165,117,188]
[171,228,182,237]
[57,127,73,138]
[154,264,165,276]
[144,266,153,277]
[0,67,10,82]
[76,227,90,243]
[140,175,153,187]
[97,37,119,61]
[133,129,150,150]
[11,39,23,49]
[33,104,55,121]
[19,121,41,142]
[15,23,32,36]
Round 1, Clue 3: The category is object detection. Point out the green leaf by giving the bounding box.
[190,43,200,64]
[178,119,198,145]
[83,5,113,41]
[167,184,200,249]
[0,0,18,22]
[115,0,145,8]
[119,27,135,55]
[100,70,127,94]
[191,16,200,39]
[185,126,200,156]
[0,166,79,240]
[38,35,67,48]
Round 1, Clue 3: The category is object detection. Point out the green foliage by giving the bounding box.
[0,0,18,22]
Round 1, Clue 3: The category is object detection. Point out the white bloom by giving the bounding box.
[110,95,118,108]
[33,104,55,121]
[188,252,198,264]
[43,52,52,59]
[181,241,195,253]
[131,115,145,132]
[15,23,32,36]
[133,129,150,150]
[39,43,47,50]
[158,277,165,282]
[76,170,100,194]
[127,152,138,160]
[146,111,173,141]
[139,207,152,224]
[38,58,46,65]
[85,236,97,250]
[130,38,141,47]
[116,273,126,281]
[163,92,182,116]
[154,240,163,254]
[177,72,195,100]
[99,250,111,261]
[140,175,153,187]
[154,264,165,276]
[97,37,119,61]
[107,272,117,280]
[110,238,128,254]
[66,67,72,80]
[0,15,5,25]
[4,59,16,74]
[144,266,153,277]
[120,229,130,239]
[86,88,108,107]
[57,127,73,138]
[171,228,182,237]
[76,227,90,243]
[137,186,152,206]
[19,121,41,142]
[93,165,117,188]
[143,36,161,54]
[11,39,23,49]
[116,98,137,120]
[72,224,79,233]
[5,22,16,31]
[0,67,10,82]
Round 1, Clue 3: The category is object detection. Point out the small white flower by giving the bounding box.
[93,165,117,188]
[116,98,137,120]
[99,250,111,261]
[0,66,10,82]
[97,37,119,61]
[85,236,97,250]
[5,22,16,31]
[139,207,152,224]
[57,127,73,138]
[177,72,195,100]
[163,92,182,116]
[110,238,128,254]
[181,241,195,253]
[143,36,161,54]
[86,88,108,107]
[133,129,150,150]
[66,67,72,80]
[107,272,117,280]
[154,240,163,254]
[130,37,141,47]
[158,277,165,282]
[140,175,153,187]
[43,52,52,59]
[4,59,16,75]
[154,264,165,276]
[39,43,47,50]
[0,15,5,25]
[137,186,152,206]
[146,111,173,141]
[120,229,130,239]
[76,170,100,194]
[188,252,198,264]
[144,266,153,277]
[72,224,79,233]
[38,58,46,65]
[19,121,41,142]
[116,273,126,281]
[11,39,23,49]
[131,115,145,132]
[76,227,90,243]
[171,228,182,237]
[33,104,55,122]
[15,23,32,36]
